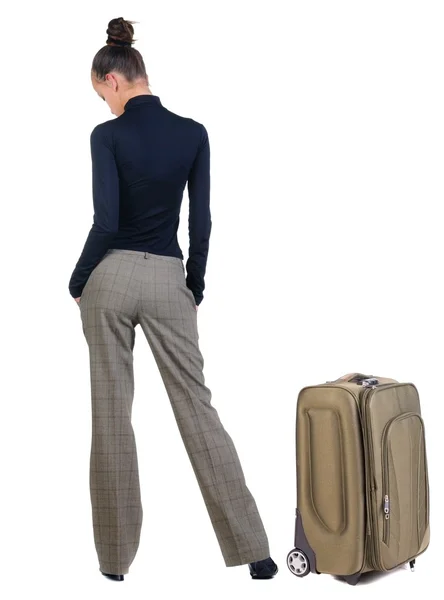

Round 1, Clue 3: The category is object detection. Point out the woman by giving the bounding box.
[68,17,277,582]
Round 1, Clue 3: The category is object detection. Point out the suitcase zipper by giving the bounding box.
[361,385,377,569]
[361,382,401,570]
[382,494,390,545]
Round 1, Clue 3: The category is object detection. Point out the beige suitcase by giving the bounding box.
[287,373,430,585]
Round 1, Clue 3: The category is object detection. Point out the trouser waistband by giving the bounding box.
[105,249,183,262]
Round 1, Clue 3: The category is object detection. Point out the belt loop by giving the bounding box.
[144,252,148,259]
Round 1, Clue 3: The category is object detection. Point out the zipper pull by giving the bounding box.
[384,494,390,519]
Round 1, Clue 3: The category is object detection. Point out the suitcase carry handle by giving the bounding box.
[326,372,379,385]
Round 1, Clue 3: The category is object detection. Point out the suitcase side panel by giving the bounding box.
[296,386,366,575]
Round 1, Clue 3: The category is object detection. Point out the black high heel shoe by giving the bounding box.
[248,556,278,579]
[100,570,124,581]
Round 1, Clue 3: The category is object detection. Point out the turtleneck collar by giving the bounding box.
[124,94,162,111]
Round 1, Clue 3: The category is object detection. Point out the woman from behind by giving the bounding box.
[68,16,277,582]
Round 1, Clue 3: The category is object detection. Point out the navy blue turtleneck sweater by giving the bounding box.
[68,94,211,305]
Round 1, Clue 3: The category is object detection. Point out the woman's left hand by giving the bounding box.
[75,297,81,305]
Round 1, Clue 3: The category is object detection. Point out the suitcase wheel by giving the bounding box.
[286,548,310,577]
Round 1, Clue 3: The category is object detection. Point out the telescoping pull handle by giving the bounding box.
[326,373,379,386]
[360,377,379,387]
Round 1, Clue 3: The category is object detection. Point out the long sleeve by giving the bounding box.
[186,124,212,305]
[68,125,120,298]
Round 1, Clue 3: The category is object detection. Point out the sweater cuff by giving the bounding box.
[69,285,83,299]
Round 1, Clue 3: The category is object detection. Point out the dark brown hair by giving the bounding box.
[91,17,148,84]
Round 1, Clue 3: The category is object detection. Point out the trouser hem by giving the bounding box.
[223,549,271,567]
[100,564,130,575]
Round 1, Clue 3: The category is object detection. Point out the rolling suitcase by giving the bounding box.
[287,372,430,585]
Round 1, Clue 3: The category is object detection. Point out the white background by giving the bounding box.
[1,1,443,598]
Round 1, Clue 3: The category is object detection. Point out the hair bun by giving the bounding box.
[106,17,137,47]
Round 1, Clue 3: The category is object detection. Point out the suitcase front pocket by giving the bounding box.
[381,412,429,562]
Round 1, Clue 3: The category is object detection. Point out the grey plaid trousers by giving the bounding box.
[79,249,270,575]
